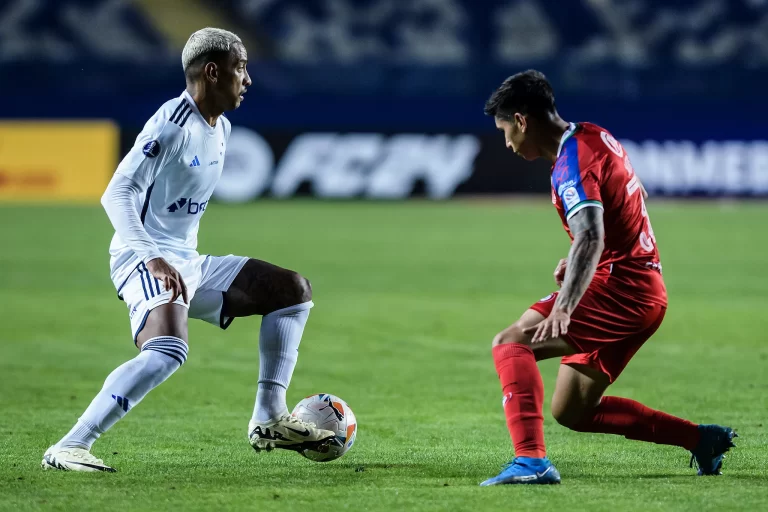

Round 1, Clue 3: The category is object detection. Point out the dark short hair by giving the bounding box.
[484,70,556,120]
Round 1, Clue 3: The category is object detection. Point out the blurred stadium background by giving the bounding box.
[2,0,768,201]
[2,1,768,510]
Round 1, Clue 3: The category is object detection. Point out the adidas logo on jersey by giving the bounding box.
[189,156,201,167]
[167,197,208,214]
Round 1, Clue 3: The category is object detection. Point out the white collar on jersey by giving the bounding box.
[180,90,217,134]
[556,122,578,158]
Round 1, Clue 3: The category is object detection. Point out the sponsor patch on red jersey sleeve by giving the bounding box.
[552,137,603,220]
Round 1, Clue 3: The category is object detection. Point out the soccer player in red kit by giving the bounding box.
[480,70,737,486]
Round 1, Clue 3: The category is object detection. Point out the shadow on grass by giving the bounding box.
[337,462,425,471]
[569,473,767,482]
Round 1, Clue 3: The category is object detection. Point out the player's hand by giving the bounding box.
[524,309,571,343]
[554,258,567,287]
[146,258,188,304]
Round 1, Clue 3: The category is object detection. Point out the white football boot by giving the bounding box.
[248,414,335,453]
[41,446,116,473]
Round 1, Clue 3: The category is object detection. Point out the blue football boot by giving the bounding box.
[480,457,561,486]
[690,424,738,475]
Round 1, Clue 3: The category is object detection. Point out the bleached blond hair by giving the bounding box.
[182,27,242,71]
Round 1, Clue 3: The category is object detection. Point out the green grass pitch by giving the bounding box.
[1,200,766,511]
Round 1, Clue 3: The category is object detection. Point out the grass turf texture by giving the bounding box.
[0,200,766,512]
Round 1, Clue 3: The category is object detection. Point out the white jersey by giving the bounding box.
[108,90,231,287]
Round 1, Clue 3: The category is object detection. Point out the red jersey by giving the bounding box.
[551,122,667,306]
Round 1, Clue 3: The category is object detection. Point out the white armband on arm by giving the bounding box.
[101,174,163,263]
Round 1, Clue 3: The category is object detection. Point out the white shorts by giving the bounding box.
[115,254,249,342]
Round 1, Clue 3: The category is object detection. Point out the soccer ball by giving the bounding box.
[291,393,357,462]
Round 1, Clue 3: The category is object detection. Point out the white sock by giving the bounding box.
[56,336,188,450]
[252,301,312,422]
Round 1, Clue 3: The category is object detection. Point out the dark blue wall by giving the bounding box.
[3,0,767,138]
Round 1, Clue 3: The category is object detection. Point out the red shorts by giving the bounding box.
[529,275,666,383]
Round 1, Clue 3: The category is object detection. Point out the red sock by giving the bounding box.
[492,343,546,458]
[572,396,700,450]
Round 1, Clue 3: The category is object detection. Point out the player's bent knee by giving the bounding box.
[551,403,579,429]
[550,398,595,430]
[491,324,528,348]
[135,304,189,349]
[292,272,312,303]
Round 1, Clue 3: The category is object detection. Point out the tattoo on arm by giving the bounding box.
[555,206,605,314]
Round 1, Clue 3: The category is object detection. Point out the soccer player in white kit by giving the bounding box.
[42,28,335,472]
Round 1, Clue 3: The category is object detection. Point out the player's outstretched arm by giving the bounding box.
[526,206,605,343]
[556,207,605,314]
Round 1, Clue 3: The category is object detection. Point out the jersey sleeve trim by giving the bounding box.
[565,200,603,221]
[169,99,193,128]
[553,136,603,217]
